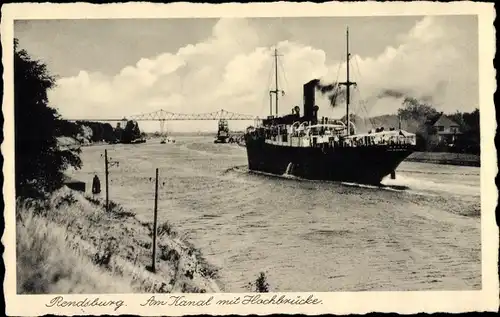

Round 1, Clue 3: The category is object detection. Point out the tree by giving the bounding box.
[462,108,480,136]
[453,108,480,155]
[14,39,82,198]
[397,97,440,151]
[448,111,468,132]
[102,123,116,142]
[120,120,141,143]
[114,122,124,142]
[397,97,439,124]
[54,119,81,138]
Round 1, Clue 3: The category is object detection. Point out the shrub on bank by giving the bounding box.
[248,272,270,293]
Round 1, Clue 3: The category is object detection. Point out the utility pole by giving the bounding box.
[151,168,159,273]
[103,149,119,212]
[105,149,109,211]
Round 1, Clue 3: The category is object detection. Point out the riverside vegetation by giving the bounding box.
[13,39,223,294]
[17,188,221,293]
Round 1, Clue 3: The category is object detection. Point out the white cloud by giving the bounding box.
[336,16,477,117]
[48,16,477,132]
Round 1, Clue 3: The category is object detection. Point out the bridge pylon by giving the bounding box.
[159,119,166,137]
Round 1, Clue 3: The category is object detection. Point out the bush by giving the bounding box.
[54,192,77,209]
[248,272,270,293]
[157,221,176,238]
[108,201,135,218]
[92,239,119,267]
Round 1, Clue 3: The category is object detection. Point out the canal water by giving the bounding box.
[69,136,481,292]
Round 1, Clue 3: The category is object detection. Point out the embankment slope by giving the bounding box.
[16,186,221,294]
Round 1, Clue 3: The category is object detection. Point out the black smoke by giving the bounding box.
[376,88,434,104]
[310,79,347,108]
[377,89,406,99]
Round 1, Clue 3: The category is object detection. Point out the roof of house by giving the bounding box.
[433,114,460,127]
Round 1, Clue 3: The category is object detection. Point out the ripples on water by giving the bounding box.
[71,136,481,292]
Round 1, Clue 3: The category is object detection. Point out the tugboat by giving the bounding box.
[244,28,417,184]
[160,122,175,144]
[214,119,231,143]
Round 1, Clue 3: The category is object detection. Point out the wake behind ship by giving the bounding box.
[244,28,417,185]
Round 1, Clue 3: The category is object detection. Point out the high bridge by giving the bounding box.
[67,108,260,122]
[67,108,262,134]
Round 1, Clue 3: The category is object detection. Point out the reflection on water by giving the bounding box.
[70,136,481,292]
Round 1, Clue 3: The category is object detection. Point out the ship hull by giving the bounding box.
[244,136,414,184]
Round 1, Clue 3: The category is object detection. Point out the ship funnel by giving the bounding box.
[303,79,320,122]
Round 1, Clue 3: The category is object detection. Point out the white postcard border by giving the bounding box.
[2,2,498,316]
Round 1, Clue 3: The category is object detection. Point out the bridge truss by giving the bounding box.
[68,108,262,136]
[69,108,260,122]
[128,109,259,122]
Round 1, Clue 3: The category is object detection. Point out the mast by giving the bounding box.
[269,92,272,116]
[346,28,350,135]
[340,27,356,135]
[274,48,279,115]
[269,47,283,117]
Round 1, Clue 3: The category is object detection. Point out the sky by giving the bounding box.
[14,15,478,132]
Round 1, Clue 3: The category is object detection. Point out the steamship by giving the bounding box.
[244,28,417,185]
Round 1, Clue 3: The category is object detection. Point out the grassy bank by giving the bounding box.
[406,152,480,167]
[16,186,221,294]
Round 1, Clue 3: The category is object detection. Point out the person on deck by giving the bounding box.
[92,174,101,194]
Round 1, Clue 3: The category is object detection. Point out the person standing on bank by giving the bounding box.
[92,174,101,194]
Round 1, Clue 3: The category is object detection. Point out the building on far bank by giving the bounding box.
[430,114,462,145]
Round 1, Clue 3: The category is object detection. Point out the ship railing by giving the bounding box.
[291,121,302,130]
[283,121,309,137]
[268,121,349,137]
[338,133,416,148]
[312,135,417,149]
[306,135,414,149]
[307,123,346,136]
[385,135,416,146]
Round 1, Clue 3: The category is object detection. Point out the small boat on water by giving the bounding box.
[244,28,417,184]
[160,122,175,144]
[161,137,176,144]
[214,119,233,144]
[131,138,146,144]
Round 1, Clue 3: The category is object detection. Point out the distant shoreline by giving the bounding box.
[406,152,480,167]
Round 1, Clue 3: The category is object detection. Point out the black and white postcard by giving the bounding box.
[2,2,498,316]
